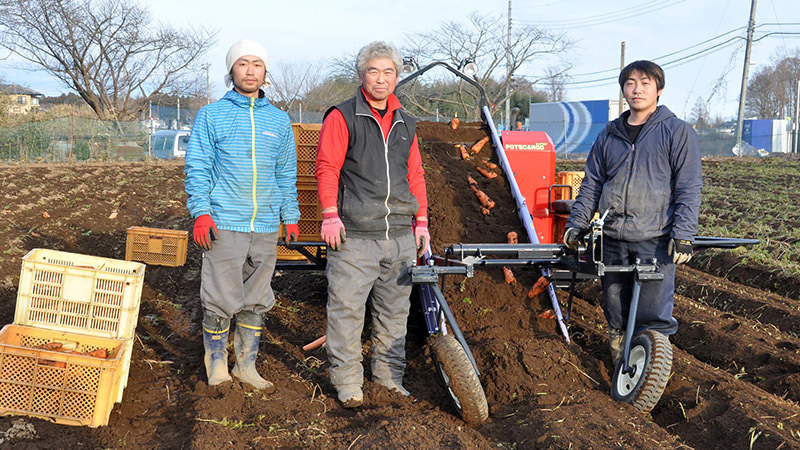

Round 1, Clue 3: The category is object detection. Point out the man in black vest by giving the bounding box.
[315,41,429,408]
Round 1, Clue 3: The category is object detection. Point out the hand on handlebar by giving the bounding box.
[563,227,583,250]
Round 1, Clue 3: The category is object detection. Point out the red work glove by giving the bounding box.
[193,214,218,250]
[320,212,346,251]
[413,218,430,258]
[284,223,300,244]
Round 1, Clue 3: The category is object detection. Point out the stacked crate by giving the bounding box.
[0,249,145,427]
[280,124,323,260]
[553,171,585,243]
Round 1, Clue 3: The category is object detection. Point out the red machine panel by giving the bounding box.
[501,130,556,244]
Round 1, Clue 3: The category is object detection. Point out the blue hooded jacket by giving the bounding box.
[566,105,702,242]
[185,89,300,233]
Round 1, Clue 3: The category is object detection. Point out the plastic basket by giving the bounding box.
[15,249,145,340]
[125,226,188,267]
[15,249,145,404]
[555,171,585,200]
[0,324,125,427]
[277,245,325,261]
[292,123,321,177]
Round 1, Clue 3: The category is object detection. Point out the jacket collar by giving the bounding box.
[610,105,675,141]
[222,88,271,108]
[355,87,402,117]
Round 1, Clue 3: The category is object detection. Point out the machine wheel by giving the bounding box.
[610,329,673,413]
[430,334,489,426]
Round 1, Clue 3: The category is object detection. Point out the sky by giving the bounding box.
[1,0,798,121]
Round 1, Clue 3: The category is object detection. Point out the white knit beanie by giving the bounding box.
[224,39,271,88]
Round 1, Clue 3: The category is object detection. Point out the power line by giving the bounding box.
[517,0,687,28]
[521,25,799,88]
[566,26,747,78]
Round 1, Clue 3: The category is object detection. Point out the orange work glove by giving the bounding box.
[284,223,300,244]
[193,214,218,250]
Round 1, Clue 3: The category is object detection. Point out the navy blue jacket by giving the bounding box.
[566,105,702,242]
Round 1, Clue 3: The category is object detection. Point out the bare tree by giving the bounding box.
[0,0,216,120]
[689,97,711,129]
[400,12,573,120]
[301,75,359,113]
[542,66,569,102]
[746,48,800,119]
[269,62,326,116]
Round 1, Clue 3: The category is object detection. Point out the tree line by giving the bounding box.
[2,0,797,127]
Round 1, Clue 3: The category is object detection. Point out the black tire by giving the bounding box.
[430,334,489,426]
[610,329,673,413]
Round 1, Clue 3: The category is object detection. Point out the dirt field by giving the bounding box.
[0,121,799,449]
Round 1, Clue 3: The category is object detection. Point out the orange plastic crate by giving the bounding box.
[15,249,145,404]
[555,171,585,200]
[292,123,321,177]
[125,226,188,267]
[0,324,125,427]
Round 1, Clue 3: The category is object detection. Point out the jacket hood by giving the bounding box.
[222,88,272,109]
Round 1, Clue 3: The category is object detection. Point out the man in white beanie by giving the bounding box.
[185,38,300,392]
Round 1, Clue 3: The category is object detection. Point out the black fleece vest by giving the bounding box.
[324,91,419,239]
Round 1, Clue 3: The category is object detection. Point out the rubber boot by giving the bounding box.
[231,310,276,393]
[202,313,232,386]
[337,384,364,408]
[374,379,410,396]
[609,328,625,366]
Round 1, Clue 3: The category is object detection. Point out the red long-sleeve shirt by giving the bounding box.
[315,91,428,219]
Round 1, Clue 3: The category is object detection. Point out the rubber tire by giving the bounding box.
[430,334,489,426]
[610,329,673,414]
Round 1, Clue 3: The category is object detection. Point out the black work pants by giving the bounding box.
[601,236,678,336]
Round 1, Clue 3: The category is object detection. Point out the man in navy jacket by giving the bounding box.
[564,60,702,365]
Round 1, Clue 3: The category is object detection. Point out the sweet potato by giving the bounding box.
[527,276,550,298]
[538,309,556,320]
[455,144,469,160]
[507,231,518,244]
[470,185,495,210]
[302,335,327,351]
[483,160,498,169]
[450,117,460,130]
[38,359,66,368]
[503,266,516,284]
[476,166,497,179]
[88,348,108,359]
[471,137,490,154]
[38,342,63,351]
[467,175,478,186]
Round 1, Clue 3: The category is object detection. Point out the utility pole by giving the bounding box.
[794,79,800,153]
[735,0,757,155]
[619,41,626,115]
[177,97,181,129]
[505,0,512,130]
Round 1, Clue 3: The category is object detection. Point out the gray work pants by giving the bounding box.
[325,234,416,390]
[200,229,279,318]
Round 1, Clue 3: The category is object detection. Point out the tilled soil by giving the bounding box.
[0,122,798,449]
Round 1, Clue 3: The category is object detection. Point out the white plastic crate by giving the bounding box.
[14,249,145,404]
[15,249,145,340]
